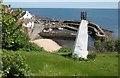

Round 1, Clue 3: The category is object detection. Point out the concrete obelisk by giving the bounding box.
[73,12,88,59]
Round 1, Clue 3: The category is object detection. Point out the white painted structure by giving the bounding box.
[20,11,34,29]
[73,20,88,59]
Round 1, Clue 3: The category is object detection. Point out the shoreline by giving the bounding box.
[34,17,113,41]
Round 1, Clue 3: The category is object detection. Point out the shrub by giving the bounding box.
[94,39,119,52]
[94,40,105,52]
[2,7,41,51]
[72,54,88,61]
[72,52,96,61]
[87,52,96,60]
[57,48,96,61]
[115,39,120,52]
[56,48,72,58]
[21,42,44,52]
[11,8,23,19]
[72,54,80,60]
[2,8,29,51]
[94,40,101,50]
[58,48,72,53]
[1,50,31,78]
[104,40,115,52]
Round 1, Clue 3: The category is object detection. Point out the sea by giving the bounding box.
[21,8,118,49]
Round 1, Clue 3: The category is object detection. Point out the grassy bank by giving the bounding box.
[20,51,118,76]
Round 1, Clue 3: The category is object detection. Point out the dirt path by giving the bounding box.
[30,24,44,41]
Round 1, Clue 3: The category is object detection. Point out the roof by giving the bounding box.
[21,11,33,19]
[21,11,26,16]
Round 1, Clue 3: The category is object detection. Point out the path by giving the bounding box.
[30,24,44,41]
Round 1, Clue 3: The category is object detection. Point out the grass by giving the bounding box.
[19,51,118,76]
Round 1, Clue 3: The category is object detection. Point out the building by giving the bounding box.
[20,11,34,29]
[20,11,35,38]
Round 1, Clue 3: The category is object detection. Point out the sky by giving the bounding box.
[2,0,120,8]
[3,0,120,2]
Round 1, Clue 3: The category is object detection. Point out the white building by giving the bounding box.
[20,11,34,29]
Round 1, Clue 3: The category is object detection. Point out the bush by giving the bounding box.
[72,54,80,61]
[2,8,29,51]
[87,52,96,60]
[94,40,101,50]
[94,40,105,52]
[94,39,119,52]
[21,42,44,52]
[1,50,31,78]
[72,52,96,61]
[57,48,96,61]
[115,39,120,52]
[104,40,115,52]
[2,7,41,51]
[58,48,72,53]
[56,48,72,58]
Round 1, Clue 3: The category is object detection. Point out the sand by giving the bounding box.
[31,39,62,52]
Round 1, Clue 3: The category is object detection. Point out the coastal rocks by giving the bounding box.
[31,39,62,52]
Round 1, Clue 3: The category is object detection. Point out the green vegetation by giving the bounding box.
[2,6,27,50]
[1,4,119,77]
[1,4,41,77]
[115,39,120,52]
[94,39,120,52]
[2,4,41,52]
[56,48,72,58]
[1,50,31,78]
[20,51,118,76]
[56,48,96,61]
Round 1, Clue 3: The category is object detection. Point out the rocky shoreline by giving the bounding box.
[29,15,113,52]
